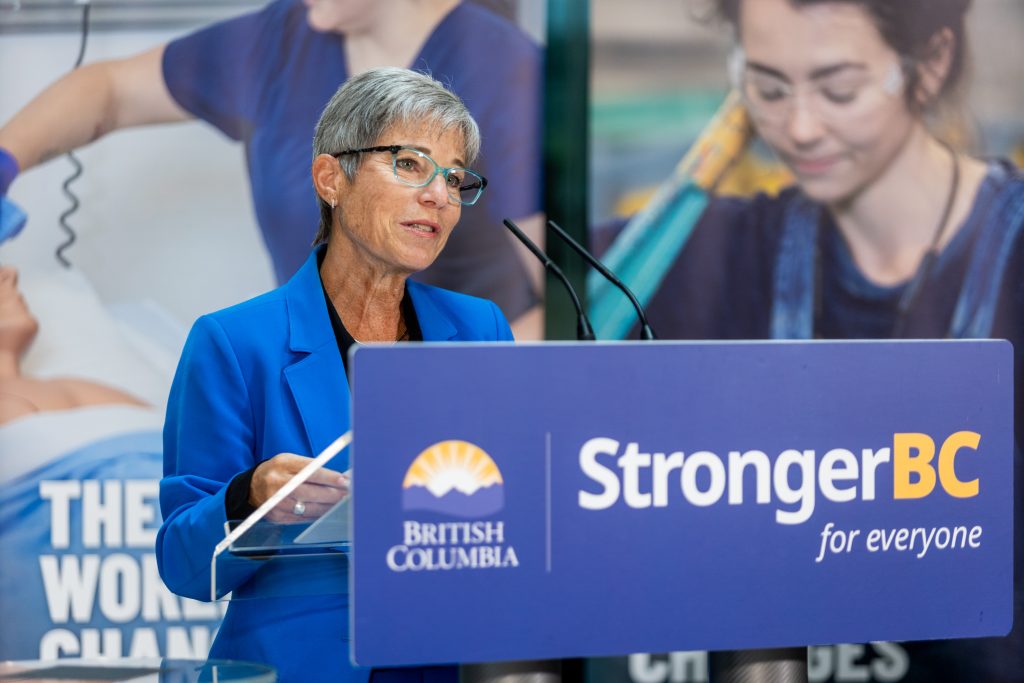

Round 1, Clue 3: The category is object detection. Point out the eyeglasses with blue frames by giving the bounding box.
[333,145,488,206]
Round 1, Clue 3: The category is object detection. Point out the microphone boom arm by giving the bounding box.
[547,220,656,340]
[503,219,596,341]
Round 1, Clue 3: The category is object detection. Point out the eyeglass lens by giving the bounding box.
[392,149,485,205]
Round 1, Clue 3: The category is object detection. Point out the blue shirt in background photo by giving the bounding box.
[162,0,543,321]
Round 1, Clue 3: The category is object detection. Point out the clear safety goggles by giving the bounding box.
[729,48,907,128]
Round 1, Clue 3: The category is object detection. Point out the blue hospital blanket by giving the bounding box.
[0,408,223,660]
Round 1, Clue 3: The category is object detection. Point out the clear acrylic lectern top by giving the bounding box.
[209,432,352,602]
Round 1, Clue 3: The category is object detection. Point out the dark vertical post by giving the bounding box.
[542,1,588,679]
[544,0,590,340]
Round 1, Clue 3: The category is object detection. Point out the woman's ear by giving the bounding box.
[312,153,347,208]
[914,27,956,107]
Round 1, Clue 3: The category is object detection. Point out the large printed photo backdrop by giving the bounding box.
[0,0,544,661]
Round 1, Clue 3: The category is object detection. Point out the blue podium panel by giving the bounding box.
[350,341,1013,666]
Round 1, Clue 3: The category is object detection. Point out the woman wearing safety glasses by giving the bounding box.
[643,1,1023,680]
[650,0,1024,345]
[156,68,510,683]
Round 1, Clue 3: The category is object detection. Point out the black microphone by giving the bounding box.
[546,220,657,340]
[502,219,595,341]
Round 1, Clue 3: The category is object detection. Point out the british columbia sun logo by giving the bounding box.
[401,440,504,517]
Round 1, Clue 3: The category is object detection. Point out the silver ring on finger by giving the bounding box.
[292,501,306,517]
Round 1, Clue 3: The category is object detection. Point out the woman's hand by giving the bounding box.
[249,453,350,523]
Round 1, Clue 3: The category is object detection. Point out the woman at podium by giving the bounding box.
[642,0,1024,681]
[156,68,511,683]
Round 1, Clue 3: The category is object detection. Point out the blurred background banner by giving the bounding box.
[0,0,544,660]
[588,0,1024,338]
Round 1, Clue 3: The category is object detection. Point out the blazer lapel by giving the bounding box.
[407,280,459,341]
[278,265,458,464]
[281,248,351,466]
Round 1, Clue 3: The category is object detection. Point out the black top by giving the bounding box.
[224,258,423,521]
[322,271,424,375]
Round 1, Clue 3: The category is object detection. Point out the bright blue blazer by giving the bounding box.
[156,247,514,683]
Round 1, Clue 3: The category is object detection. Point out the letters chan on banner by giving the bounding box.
[578,432,983,525]
[35,480,225,659]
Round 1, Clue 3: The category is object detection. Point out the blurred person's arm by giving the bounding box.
[0,45,190,178]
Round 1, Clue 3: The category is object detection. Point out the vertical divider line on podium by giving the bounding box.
[546,431,552,574]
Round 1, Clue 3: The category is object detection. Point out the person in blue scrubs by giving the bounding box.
[0,0,543,338]
[637,1,1024,681]
[158,68,513,683]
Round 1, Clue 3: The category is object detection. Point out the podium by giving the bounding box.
[209,341,1014,679]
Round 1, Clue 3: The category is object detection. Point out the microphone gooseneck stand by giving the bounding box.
[473,223,808,683]
[546,220,656,340]
[504,219,595,341]
[540,222,806,683]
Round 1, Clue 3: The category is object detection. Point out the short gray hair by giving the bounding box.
[311,67,482,245]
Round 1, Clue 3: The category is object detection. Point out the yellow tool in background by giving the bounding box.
[590,92,763,339]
